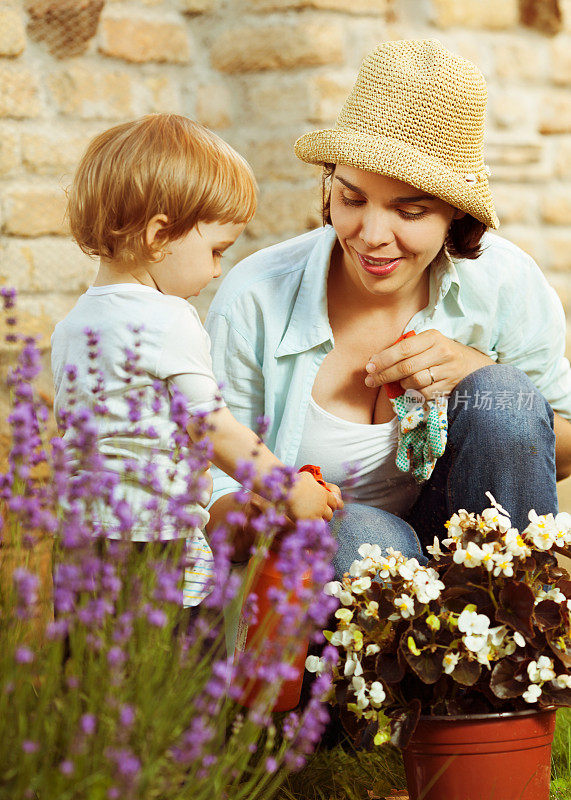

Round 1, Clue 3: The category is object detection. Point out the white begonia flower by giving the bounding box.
[365,643,381,657]
[344,652,363,678]
[504,528,532,559]
[514,632,526,648]
[528,656,556,683]
[522,684,542,703]
[443,652,460,674]
[458,608,490,652]
[481,506,512,533]
[358,543,384,562]
[398,558,422,581]
[554,674,571,689]
[538,587,566,605]
[351,576,372,594]
[411,568,445,604]
[492,552,514,578]
[444,513,464,541]
[324,580,354,607]
[349,558,373,578]
[305,655,325,674]
[369,681,386,708]
[330,628,356,649]
[478,542,497,572]
[378,556,398,580]
[484,492,511,518]
[488,626,508,647]
[524,511,558,551]
[453,541,486,568]
[426,536,444,560]
[475,642,493,665]
[393,594,415,619]
[335,608,354,625]
[351,676,369,710]
[362,600,379,618]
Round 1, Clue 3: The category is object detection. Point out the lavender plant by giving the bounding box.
[308,493,571,750]
[0,289,336,800]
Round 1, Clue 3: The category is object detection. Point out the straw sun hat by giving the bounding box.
[295,39,499,229]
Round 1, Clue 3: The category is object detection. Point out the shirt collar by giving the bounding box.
[274,226,337,357]
[274,229,465,357]
[428,248,465,316]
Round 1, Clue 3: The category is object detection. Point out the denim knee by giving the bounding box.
[331,503,426,579]
[448,364,553,448]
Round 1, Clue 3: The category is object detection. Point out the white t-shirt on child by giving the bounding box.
[51,283,223,606]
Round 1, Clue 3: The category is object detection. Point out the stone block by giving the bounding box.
[246,0,389,13]
[309,70,355,124]
[99,9,191,63]
[540,184,571,224]
[143,76,182,114]
[0,65,42,119]
[496,226,544,265]
[520,0,563,35]
[0,237,97,294]
[21,127,94,176]
[539,90,571,134]
[547,230,571,271]
[178,0,216,12]
[0,126,20,177]
[0,7,26,56]
[548,273,571,315]
[551,37,571,85]
[25,0,104,59]
[241,134,313,182]
[485,137,551,182]
[494,39,547,82]
[554,137,571,178]
[432,0,519,29]
[195,83,233,130]
[491,184,538,226]
[247,181,321,238]
[211,22,344,73]
[242,74,311,124]
[47,63,137,120]
[3,183,68,237]
[489,87,538,132]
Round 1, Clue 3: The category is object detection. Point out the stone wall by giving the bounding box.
[0,0,570,335]
[1,1,570,429]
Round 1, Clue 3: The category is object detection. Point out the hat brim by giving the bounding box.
[295,128,499,229]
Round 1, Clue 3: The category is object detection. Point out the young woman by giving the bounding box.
[205,39,571,577]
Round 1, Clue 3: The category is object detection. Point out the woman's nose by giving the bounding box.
[359,211,394,249]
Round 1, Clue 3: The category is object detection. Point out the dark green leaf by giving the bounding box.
[376,653,405,684]
[451,658,481,686]
[490,659,525,699]
[496,580,535,639]
[534,599,563,631]
[389,699,421,749]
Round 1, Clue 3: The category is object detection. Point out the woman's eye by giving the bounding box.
[398,208,427,220]
[341,194,365,207]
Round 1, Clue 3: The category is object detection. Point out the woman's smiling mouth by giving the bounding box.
[355,250,402,276]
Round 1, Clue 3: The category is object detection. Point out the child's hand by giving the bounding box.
[286,472,341,521]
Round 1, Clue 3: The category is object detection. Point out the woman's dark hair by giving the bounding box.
[321,165,487,261]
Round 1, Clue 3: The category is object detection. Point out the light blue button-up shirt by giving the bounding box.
[206,225,571,506]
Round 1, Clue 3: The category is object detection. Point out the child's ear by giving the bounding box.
[146,214,169,252]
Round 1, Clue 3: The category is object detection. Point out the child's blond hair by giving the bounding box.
[67,114,257,266]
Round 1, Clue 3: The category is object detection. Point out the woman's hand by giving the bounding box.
[365,329,494,400]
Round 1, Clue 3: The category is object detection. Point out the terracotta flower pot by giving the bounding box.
[402,708,556,800]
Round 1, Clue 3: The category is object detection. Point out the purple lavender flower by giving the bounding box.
[80,713,97,736]
[146,606,167,628]
[14,646,34,664]
[22,740,39,754]
[59,760,74,776]
[119,705,135,728]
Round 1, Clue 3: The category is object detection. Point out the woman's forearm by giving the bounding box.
[554,412,571,482]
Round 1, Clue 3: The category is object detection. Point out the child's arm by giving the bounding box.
[188,407,341,521]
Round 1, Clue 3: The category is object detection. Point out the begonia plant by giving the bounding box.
[307,493,571,749]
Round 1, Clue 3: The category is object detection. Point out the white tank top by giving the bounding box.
[294,396,421,517]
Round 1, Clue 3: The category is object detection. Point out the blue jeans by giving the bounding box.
[332,365,557,579]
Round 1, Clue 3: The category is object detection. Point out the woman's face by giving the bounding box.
[329,166,462,302]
